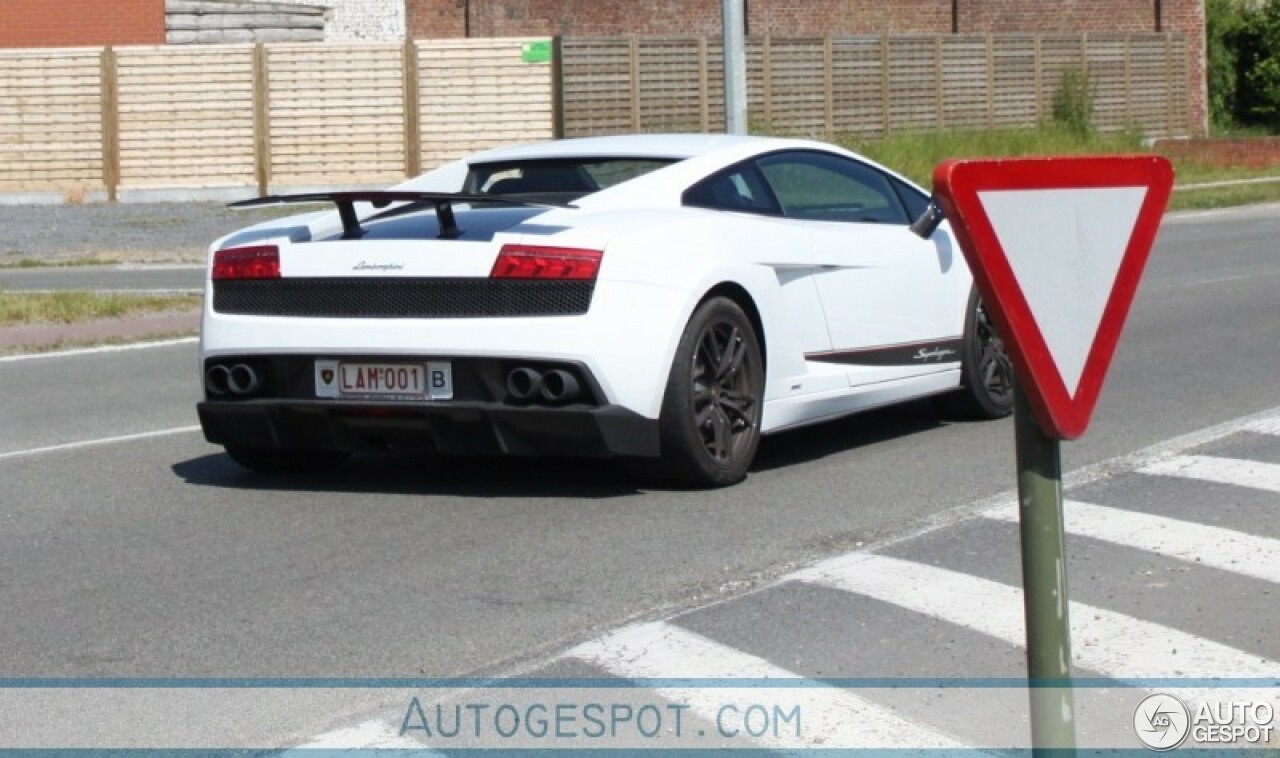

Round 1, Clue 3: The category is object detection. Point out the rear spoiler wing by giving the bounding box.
[229,191,570,241]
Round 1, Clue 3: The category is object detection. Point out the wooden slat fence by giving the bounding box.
[0,38,553,200]
[559,33,1191,139]
[0,33,1191,200]
[116,45,257,194]
[419,38,555,168]
[0,48,105,195]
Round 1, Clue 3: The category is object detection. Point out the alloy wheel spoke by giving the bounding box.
[709,406,732,460]
[717,391,755,426]
[715,328,744,381]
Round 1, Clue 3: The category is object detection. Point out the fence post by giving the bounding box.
[551,36,566,138]
[1165,34,1175,136]
[403,39,422,178]
[697,36,710,133]
[1124,33,1133,128]
[986,33,995,128]
[629,35,641,132]
[823,35,834,135]
[935,35,944,130]
[880,34,891,137]
[252,43,271,197]
[762,34,773,128]
[1033,34,1043,124]
[99,47,120,203]
[1081,32,1090,85]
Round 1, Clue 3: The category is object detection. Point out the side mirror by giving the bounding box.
[909,199,945,239]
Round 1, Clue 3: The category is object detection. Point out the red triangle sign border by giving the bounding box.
[933,155,1175,440]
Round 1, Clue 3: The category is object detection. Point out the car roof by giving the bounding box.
[465,133,778,164]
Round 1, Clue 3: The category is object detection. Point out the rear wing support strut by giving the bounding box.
[230,191,570,241]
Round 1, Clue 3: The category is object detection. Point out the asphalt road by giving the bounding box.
[1,203,1278,748]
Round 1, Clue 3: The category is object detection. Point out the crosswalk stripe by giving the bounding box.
[984,500,1280,585]
[794,554,1280,680]
[1244,416,1280,436]
[568,621,967,749]
[286,717,438,751]
[1139,455,1280,494]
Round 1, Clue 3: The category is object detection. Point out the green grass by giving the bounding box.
[0,256,124,269]
[839,125,1148,187]
[1169,180,1280,210]
[0,291,201,327]
[830,125,1280,211]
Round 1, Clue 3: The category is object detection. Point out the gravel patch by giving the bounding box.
[0,203,297,265]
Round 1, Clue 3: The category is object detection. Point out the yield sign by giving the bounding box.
[933,156,1174,440]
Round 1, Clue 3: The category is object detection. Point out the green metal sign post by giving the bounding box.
[1015,386,1076,752]
[931,155,1173,755]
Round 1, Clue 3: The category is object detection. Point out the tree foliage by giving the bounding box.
[1211,0,1280,131]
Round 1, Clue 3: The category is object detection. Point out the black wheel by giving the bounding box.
[941,288,1014,419]
[656,297,764,487]
[224,446,351,475]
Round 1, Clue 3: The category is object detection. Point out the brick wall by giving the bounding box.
[408,0,468,37]
[750,0,952,35]
[407,1,1199,40]
[0,0,166,47]
[406,0,956,37]
[1154,137,1280,169]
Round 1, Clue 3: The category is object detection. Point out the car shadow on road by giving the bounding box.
[750,398,951,473]
[172,398,965,497]
[171,450,645,499]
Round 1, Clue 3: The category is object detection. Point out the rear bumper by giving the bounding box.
[197,399,660,458]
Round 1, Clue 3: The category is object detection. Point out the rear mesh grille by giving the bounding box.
[213,278,594,318]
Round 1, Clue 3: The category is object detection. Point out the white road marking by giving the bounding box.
[0,336,197,363]
[1245,416,1280,437]
[286,406,1280,749]
[985,500,1280,585]
[794,554,1279,680]
[568,621,967,749]
[286,717,434,751]
[0,426,202,462]
[3,288,200,295]
[1139,455,1280,494]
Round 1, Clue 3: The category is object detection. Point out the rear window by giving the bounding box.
[466,158,676,201]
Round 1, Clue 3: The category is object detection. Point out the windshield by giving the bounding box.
[465,158,678,202]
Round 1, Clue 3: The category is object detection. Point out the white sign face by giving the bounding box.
[977,186,1148,397]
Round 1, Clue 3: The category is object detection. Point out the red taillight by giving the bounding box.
[212,246,280,280]
[490,244,603,280]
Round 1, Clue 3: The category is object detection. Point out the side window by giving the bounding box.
[683,165,779,215]
[757,151,909,225]
[890,175,932,221]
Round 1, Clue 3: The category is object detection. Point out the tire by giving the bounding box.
[224,446,351,475]
[655,296,764,487]
[941,287,1014,419]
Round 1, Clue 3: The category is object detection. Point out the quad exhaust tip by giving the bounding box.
[506,367,543,401]
[540,369,581,403]
[227,364,260,395]
[206,363,261,397]
[505,367,583,404]
[205,365,230,396]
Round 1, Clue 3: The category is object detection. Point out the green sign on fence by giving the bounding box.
[522,39,552,64]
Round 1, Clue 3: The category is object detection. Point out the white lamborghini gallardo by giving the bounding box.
[198,134,1012,486]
